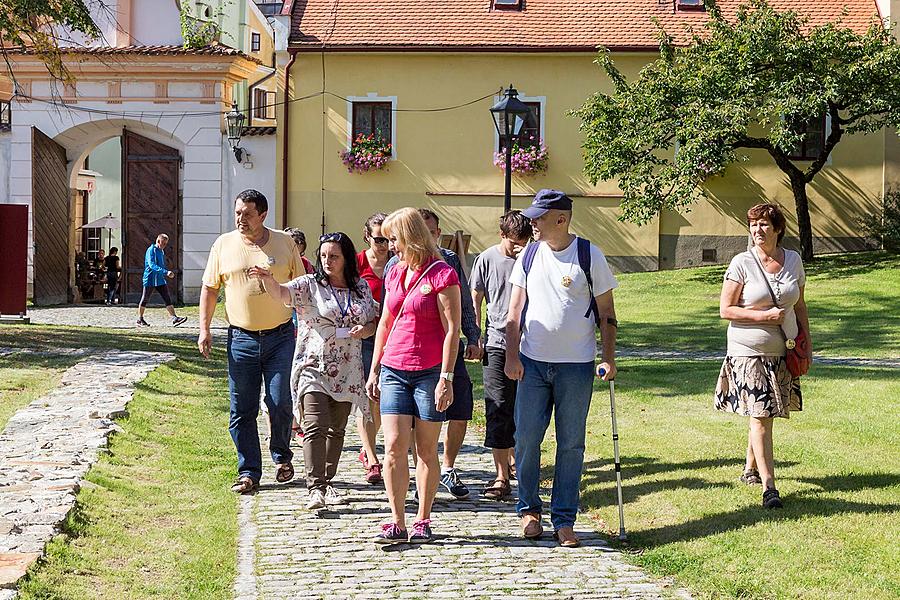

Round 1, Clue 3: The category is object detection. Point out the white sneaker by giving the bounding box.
[305,489,326,510]
[325,485,349,505]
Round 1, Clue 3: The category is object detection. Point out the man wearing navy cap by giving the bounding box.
[504,189,618,547]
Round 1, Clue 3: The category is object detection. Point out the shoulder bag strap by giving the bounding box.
[576,237,601,326]
[386,259,444,342]
[518,242,541,331]
[749,249,789,342]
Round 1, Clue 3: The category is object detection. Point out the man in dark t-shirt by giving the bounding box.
[104,247,121,304]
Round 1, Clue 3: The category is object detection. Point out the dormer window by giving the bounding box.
[493,0,523,10]
[676,0,705,10]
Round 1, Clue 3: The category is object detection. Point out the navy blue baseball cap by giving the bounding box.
[521,189,573,219]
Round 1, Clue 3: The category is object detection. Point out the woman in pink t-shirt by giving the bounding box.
[365,207,461,544]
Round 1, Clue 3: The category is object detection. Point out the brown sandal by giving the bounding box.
[275,462,295,483]
[231,476,258,495]
[483,479,511,500]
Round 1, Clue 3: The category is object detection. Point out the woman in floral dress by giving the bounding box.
[716,203,810,509]
[251,232,377,510]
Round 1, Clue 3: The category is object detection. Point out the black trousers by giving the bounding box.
[482,346,517,449]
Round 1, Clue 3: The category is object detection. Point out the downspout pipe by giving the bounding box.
[281,49,298,227]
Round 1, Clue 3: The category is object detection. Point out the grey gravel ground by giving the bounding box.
[26,305,228,336]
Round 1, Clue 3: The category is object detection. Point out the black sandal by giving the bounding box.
[275,462,295,483]
[762,487,783,509]
[483,479,511,500]
[231,476,258,495]
[740,469,762,485]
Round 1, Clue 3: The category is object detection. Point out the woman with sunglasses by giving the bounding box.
[355,212,391,484]
[251,232,378,510]
[365,207,461,544]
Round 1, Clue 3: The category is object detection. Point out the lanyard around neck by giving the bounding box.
[329,284,350,319]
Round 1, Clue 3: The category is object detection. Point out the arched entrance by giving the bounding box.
[30,120,185,306]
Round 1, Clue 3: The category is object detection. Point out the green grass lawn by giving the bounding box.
[0,354,79,430]
[1,250,896,599]
[614,251,900,358]
[0,328,238,600]
[578,359,899,599]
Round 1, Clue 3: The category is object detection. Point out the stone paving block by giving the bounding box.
[0,553,40,588]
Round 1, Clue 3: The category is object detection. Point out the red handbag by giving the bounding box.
[785,324,811,377]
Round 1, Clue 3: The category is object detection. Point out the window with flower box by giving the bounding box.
[352,101,393,147]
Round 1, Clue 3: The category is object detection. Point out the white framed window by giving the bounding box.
[492,93,546,153]
[345,93,398,159]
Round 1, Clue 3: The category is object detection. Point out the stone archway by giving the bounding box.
[32,119,188,304]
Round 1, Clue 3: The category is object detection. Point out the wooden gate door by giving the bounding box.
[122,130,181,304]
[31,127,71,306]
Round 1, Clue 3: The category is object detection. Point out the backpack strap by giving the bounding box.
[519,242,541,330]
[577,237,601,327]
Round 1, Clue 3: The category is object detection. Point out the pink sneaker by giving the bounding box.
[358,449,369,470]
[365,463,383,484]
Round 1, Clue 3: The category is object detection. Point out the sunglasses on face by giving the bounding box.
[370,236,389,245]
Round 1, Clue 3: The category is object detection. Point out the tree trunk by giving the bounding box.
[789,173,815,261]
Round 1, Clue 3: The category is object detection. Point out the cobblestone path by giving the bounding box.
[0,349,174,597]
[238,423,690,600]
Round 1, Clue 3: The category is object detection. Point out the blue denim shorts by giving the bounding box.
[379,364,445,422]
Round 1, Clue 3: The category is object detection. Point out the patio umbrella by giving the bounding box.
[78,213,120,249]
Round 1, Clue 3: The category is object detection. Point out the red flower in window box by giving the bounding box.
[340,132,392,173]
[493,136,549,176]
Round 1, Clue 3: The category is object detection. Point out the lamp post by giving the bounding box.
[225,102,246,163]
[490,85,532,213]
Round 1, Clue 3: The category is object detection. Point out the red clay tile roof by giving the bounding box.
[242,125,277,135]
[288,0,880,51]
[10,44,261,63]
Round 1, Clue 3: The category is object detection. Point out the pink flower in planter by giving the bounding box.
[494,137,549,175]
[341,132,392,173]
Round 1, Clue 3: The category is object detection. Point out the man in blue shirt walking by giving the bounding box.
[136,233,187,327]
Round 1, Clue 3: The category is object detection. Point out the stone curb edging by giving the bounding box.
[0,350,175,593]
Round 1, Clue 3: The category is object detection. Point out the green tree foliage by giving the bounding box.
[179,1,221,50]
[1,0,99,81]
[574,0,900,260]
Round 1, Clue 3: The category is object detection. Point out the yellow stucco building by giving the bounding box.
[277,0,892,270]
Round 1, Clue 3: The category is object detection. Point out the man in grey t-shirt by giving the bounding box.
[470,210,532,499]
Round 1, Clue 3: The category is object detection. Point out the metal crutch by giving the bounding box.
[597,366,627,541]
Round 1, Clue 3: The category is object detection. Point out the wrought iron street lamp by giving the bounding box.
[490,85,533,213]
[225,102,246,162]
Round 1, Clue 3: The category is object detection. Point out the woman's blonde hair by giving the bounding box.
[382,207,442,270]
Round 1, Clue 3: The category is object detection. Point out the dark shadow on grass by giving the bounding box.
[580,455,799,509]
[600,472,900,548]
[630,494,900,548]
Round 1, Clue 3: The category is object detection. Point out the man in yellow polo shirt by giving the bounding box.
[198,189,305,494]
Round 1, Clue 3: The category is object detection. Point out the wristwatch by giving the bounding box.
[439,372,454,382]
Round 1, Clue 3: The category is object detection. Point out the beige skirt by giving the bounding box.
[714,356,802,419]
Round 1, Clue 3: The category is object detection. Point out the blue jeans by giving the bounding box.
[514,354,594,530]
[379,364,446,422]
[227,323,295,483]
